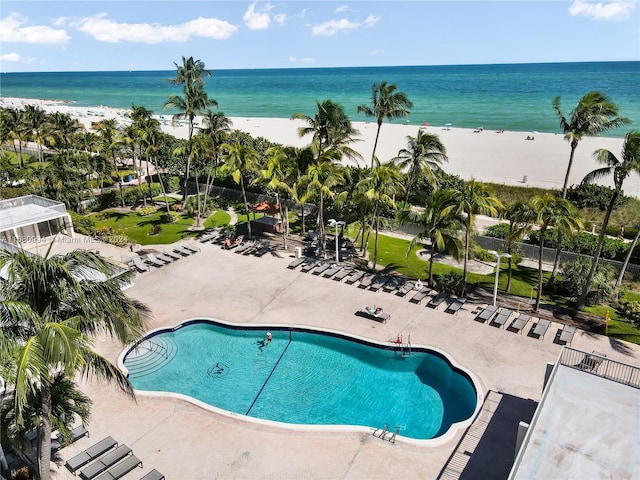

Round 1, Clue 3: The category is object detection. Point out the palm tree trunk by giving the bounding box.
[552,143,579,282]
[134,149,146,208]
[576,193,618,309]
[155,155,171,214]
[463,223,471,286]
[145,157,154,205]
[535,230,546,312]
[371,121,382,168]
[428,242,436,288]
[372,202,380,269]
[615,224,640,298]
[38,381,53,480]
[111,154,126,208]
[561,144,578,198]
[240,176,252,239]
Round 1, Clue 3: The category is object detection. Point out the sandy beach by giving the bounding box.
[3,96,637,197]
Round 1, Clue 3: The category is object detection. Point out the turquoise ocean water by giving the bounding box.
[1,62,638,137]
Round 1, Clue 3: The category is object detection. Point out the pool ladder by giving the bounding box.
[395,334,411,358]
[373,423,399,443]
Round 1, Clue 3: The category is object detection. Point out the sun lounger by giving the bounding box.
[79,445,133,480]
[199,231,219,243]
[383,277,404,293]
[358,306,390,323]
[491,307,513,328]
[93,454,142,480]
[445,297,467,315]
[427,291,449,309]
[243,242,261,255]
[323,264,342,278]
[409,287,430,304]
[287,257,307,269]
[345,270,365,285]
[558,324,577,345]
[155,253,175,264]
[144,253,166,267]
[254,243,271,257]
[475,305,498,323]
[396,281,415,297]
[234,241,254,254]
[130,256,149,273]
[162,250,181,261]
[358,273,376,289]
[57,424,89,446]
[575,351,607,372]
[509,314,531,334]
[369,275,389,291]
[182,244,200,254]
[173,246,192,256]
[532,319,551,339]
[333,267,353,281]
[65,436,118,473]
[312,262,332,275]
[301,259,320,273]
[140,469,165,480]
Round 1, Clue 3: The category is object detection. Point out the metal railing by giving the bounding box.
[560,347,640,389]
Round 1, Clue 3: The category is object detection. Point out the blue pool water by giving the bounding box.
[122,320,479,440]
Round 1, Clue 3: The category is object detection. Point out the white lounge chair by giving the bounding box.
[145,253,166,267]
[509,314,531,334]
[532,319,551,339]
[558,324,577,345]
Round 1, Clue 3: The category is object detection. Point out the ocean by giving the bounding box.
[1,62,638,137]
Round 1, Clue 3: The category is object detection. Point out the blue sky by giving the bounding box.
[1,1,638,72]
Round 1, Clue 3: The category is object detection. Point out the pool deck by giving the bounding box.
[47,238,640,480]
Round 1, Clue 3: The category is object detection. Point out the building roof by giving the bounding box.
[0,195,68,232]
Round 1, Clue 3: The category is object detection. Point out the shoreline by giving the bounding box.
[2,96,637,197]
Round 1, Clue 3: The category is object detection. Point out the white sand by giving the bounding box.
[3,96,637,197]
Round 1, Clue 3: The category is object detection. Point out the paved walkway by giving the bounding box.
[43,239,638,480]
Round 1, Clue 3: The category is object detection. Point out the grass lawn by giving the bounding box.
[93,210,198,245]
[203,210,232,229]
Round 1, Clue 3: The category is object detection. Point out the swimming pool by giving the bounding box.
[120,319,481,443]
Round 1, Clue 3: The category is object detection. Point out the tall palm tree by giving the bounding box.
[219,142,260,238]
[92,118,125,207]
[200,110,232,197]
[0,107,27,168]
[358,81,413,167]
[23,105,48,164]
[304,160,344,247]
[615,223,640,298]
[530,195,582,311]
[393,130,447,203]
[140,124,170,213]
[164,57,217,207]
[48,112,80,163]
[397,189,464,287]
[0,247,148,480]
[453,181,502,290]
[551,92,630,280]
[502,201,537,292]
[576,131,640,309]
[357,161,404,268]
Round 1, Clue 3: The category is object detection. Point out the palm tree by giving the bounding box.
[397,189,464,287]
[615,223,640,298]
[502,201,537,292]
[304,160,344,247]
[219,142,260,238]
[530,195,582,311]
[393,130,447,203]
[453,180,503,290]
[200,110,232,197]
[357,161,404,268]
[92,118,125,207]
[0,107,27,168]
[140,124,170,213]
[0,247,148,480]
[23,105,48,164]
[358,81,413,167]
[551,92,630,280]
[164,57,217,207]
[576,131,640,309]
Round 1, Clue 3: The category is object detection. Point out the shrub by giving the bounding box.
[484,223,510,239]
[137,206,156,217]
[149,225,162,236]
[434,272,464,294]
[618,300,640,327]
[566,183,629,210]
[68,211,95,235]
[159,212,179,223]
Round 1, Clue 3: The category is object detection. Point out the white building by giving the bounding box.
[0,195,74,244]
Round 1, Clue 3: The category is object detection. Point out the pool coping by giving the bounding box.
[117,317,485,447]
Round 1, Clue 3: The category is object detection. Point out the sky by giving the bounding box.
[1,0,639,72]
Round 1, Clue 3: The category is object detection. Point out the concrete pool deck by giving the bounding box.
[48,239,640,480]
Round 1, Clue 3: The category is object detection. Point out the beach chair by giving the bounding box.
[508,314,531,334]
[131,256,149,273]
[345,270,365,285]
[301,259,321,273]
[427,291,449,309]
[173,246,192,256]
[474,305,498,323]
[93,454,142,480]
[369,275,389,291]
[575,351,607,373]
[491,307,513,328]
[287,257,307,269]
[162,250,182,261]
[409,287,430,304]
[532,319,551,339]
[243,242,261,255]
[182,244,200,254]
[254,243,271,257]
[79,445,133,480]
[155,253,175,264]
[199,231,219,243]
[557,324,577,345]
[358,306,390,323]
[333,267,353,281]
[396,281,415,297]
[357,273,376,289]
[57,424,89,447]
[383,277,404,294]
[140,469,165,480]
[312,262,332,275]
[445,297,467,315]
[144,253,166,267]
[234,241,254,254]
[65,436,118,473]
[323,264,342,278]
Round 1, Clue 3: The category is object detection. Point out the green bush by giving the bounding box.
[68,211,95,235]
[566,183,629,210]
[618,300,640,327]
[484,223,510,239]
[159,212,179,224]
[434,272,464,294]
[137,206,157,217]
[149,225,162,236]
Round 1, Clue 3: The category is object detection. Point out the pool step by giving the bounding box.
[372,423,400,443]
[124,338,177,377]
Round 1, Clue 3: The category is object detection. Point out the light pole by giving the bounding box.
[328,219,346,264]
[488,250,511,306]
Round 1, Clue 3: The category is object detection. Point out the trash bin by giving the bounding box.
[295,247,302,258]
[125,174,133,182]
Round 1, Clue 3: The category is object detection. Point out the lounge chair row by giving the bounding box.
[126,244,200,272]
[65,435,164,480]
[230,239,272,257]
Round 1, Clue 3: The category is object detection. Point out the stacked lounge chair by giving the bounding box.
[312,262,332,275]
[199,230,220,243]
[396,281,416,297]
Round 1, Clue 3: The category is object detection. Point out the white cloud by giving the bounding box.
[274,14,287,26]
[369,49,384,56]
[335,6,349,13]
[1,52,21,62]
[364,14,380,27]
[243,2,272,30]
[289,56,316,64]
[0,12,70,44]
[311,18,360,36]
[568,0,636,20]
[70,13,237,43]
